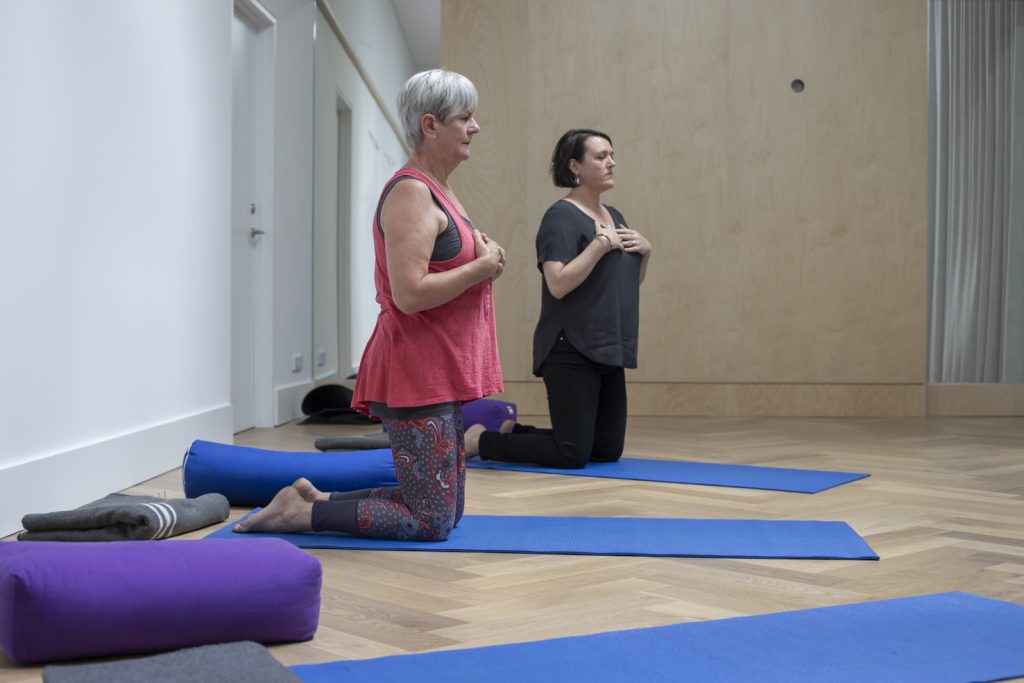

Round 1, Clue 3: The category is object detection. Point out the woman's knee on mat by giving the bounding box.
[414,509,456,541]
[553,442,590,469]
[590,433,625,463]
[402,489,459,540]
[589,438,624,463]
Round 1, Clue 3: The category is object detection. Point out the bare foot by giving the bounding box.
[292,477,330,502]
[233,486,313,533]
[499,419,515,434]
[464,424,486,458]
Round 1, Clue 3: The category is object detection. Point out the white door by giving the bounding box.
[231,9,262,433]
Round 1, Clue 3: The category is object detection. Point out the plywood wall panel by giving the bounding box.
[445,0,927,402]
[926,385,1024,417]
[442,0,533,379]
[499,381,926,418]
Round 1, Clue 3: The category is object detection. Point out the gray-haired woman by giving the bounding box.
[235,70,505,540]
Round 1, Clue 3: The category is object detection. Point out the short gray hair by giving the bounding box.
[397,69,478,149]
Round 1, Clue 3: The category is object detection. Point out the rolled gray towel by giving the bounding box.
[18,492,229,542]
[42,641,301,683]
[315,432,391,451]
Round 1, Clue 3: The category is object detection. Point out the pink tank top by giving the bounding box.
[351,169,503,413]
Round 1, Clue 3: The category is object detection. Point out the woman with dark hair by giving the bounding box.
[235,69,504,540]
[465,128,651,468]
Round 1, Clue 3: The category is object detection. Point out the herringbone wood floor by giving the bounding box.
[3,416,1023,681]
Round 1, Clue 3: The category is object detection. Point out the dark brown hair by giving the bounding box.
[550,128,613,188]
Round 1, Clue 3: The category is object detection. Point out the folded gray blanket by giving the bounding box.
[315,432,391,451]
[42,641,301,683]
[19,492,229,542]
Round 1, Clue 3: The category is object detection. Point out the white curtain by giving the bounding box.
[929,0,1024,383]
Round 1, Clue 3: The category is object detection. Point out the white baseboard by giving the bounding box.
[276,378,314,426]
[0,404,232,538]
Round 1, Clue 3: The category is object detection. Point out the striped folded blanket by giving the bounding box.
[18,493,229,542]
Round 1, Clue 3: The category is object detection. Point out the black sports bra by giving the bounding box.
[376,176,466,262]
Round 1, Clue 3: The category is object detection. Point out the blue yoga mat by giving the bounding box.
[182,440,397,507]
[290,592,1024,683]
[468,457,869,493]
[207,514,877,560]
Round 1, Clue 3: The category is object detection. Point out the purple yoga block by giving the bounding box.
[462,398,517,433]
[0,538,321,664]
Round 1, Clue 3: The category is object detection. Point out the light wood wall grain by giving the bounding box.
[926,384,1024,417]
[444,0,933,415]
[501,381,927,418]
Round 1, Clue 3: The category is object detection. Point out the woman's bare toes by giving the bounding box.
[232,485,313,534]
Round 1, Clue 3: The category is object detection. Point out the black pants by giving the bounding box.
[479,336,626,469]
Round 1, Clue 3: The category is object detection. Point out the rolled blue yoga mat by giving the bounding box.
[290,592,1024,683]
[182,440,397,507]
[468,457,869,493]
[207,514,878,560]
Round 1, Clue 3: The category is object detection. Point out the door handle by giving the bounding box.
[250,228,266,238]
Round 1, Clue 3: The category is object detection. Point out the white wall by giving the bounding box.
[0,0,420,534]
[259,0,317,424]
[271,0,414,418]
[0,1,233,535]
[327,0,418,124]
[317,1,416,371]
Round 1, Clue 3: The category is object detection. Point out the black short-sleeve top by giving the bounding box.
[532,200,641,375]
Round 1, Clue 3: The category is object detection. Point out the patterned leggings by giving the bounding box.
[311,402,465,541]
